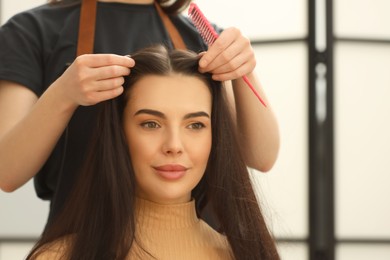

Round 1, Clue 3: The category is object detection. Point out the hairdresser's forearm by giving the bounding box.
[0,84,77,192]
[231,72,280,172]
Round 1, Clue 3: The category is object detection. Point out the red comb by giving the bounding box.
[188,3,267,107]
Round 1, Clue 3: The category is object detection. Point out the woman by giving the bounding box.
[0,0,279,229]
[27,46,280,260]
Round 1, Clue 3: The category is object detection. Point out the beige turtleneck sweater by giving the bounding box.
[129,198,233,259]
[35,199,233,260]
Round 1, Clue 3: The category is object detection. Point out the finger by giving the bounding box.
[198,51,207,58]
[78,54,135,68]
[79,85,124,106]
[97,86,124,101]
[212,60,256,82]
[95,76,126,91]
[208,47,253,75]
[199,42,243,73]
[91,86,125,104]
[199,27,239,68]
[201,37,252,73]
[219,38,251,71]
[92,65,131,81]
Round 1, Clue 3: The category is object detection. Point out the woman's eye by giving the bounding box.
[141,121,160,129]
[188,122,205,130]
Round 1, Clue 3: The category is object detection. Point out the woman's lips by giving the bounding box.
[153,164,187,180]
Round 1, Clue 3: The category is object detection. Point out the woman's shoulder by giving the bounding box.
[198,219,230,247]
[196,220,234,259]
[32,236,73,260]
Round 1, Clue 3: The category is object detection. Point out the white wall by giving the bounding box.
[333,1,390,259]
[0,0,46,23]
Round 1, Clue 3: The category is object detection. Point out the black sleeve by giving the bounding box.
[0,12,44,97]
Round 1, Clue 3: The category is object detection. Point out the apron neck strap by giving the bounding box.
[154,2,187,50]
[77,0,97,56]
[77,0,187,56]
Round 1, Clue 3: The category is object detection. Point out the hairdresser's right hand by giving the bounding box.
[53,54,134,108]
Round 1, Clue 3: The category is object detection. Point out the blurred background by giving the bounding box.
[1,0,389,259]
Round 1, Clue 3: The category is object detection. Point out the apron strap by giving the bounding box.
[77,0,187,56]
[154,2,187,50]
[77,0,97,56]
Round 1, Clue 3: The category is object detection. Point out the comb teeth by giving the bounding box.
[188,3,219,46]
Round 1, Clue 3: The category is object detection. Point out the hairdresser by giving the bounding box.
[0,0,279,224]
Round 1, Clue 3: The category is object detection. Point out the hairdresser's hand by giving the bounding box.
[198,27,256,81]
[53,54,134,108]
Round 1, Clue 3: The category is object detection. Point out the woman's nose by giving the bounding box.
[162,129,183,156]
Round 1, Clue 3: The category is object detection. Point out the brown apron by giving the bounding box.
[77,0,187,56]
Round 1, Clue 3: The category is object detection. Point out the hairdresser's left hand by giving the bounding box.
[198,27,256,81]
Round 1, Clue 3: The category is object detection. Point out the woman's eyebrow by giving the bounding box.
[134,109,165,118]
[183,111,210,119]
[134,109,210,119]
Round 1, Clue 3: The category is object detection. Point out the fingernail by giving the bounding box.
[198,51,206,57]
[199,59,208,68]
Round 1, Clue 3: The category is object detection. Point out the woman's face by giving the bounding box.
[123,74,212,204]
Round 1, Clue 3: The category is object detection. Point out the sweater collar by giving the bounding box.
[135,198,199,230]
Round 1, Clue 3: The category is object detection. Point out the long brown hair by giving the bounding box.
[27,45,279,260]
[47,0,192,14]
